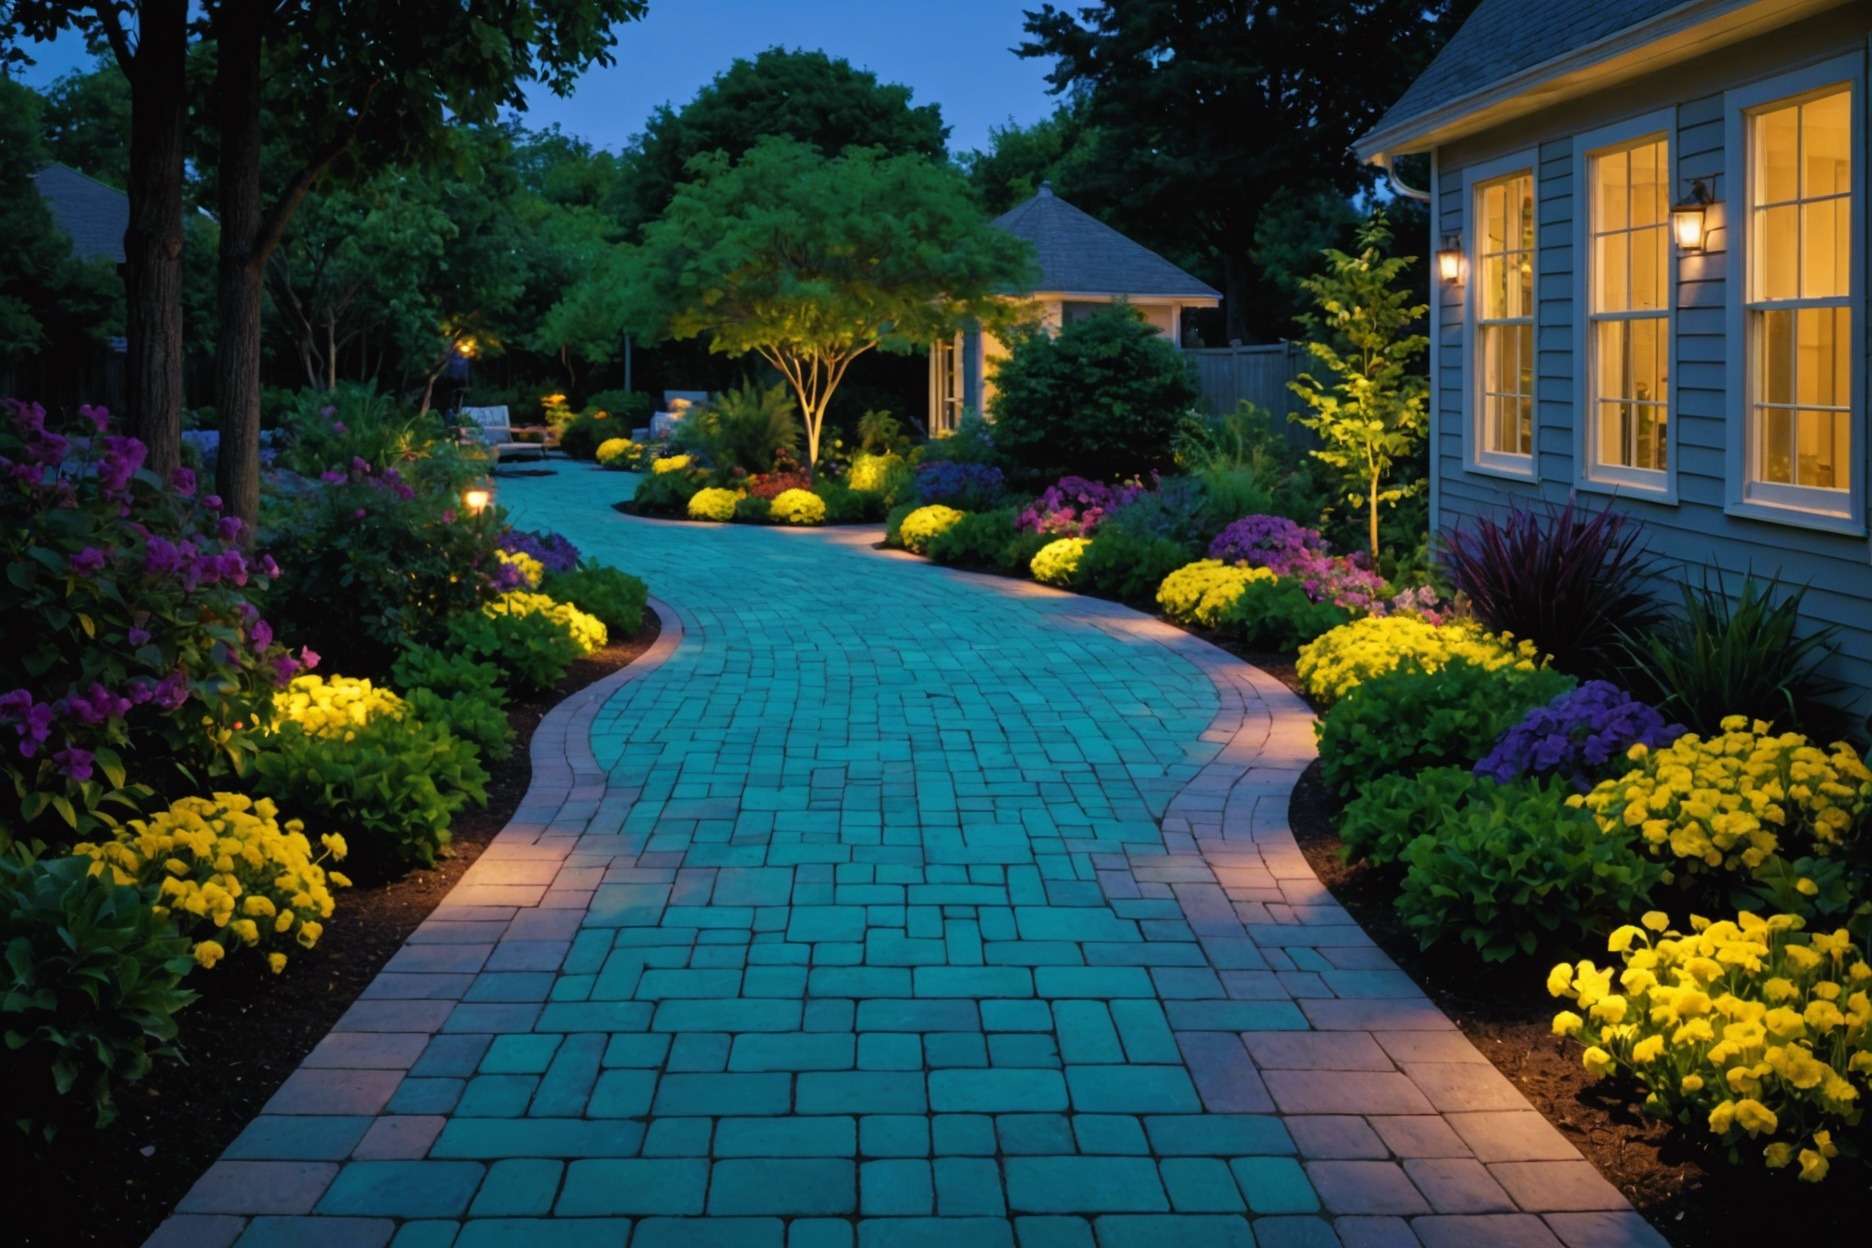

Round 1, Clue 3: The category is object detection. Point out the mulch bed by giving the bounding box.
[13,617,660,1248]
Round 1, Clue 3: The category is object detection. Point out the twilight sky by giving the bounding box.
[11,0,1063,156]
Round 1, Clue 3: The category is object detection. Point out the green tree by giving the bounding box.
[624,137,1033,472]
[0,77,118,362]
[1018,0,1472,341]
[37,56,132,189]
[988,304,1198,482]
[618,47,949,235]
[958,98,1102,215]
[1288,213,1429,563]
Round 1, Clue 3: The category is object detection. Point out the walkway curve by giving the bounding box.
[148,463,1663,1248]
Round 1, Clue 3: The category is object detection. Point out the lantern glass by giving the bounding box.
[1670,201,1706,251]
[1436,240,1464,284]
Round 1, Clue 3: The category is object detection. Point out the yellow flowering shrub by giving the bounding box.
[76,793,350,974]
[848,452,906,495]
[1030,537,1091,587]
[1296,615,1542,705]
[687,487,740,522]
[494,548,544,588]
[484,591,608,655]
[1573,717,1871,880]
[270,674,405,740]
[1547,910,1869,1180]
[899,504,965,554]
[651,454,692,475]
[595,437,641,469]
[1156,560,1278,629]
[770,488,827,526]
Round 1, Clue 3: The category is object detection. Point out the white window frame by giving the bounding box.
[1723,53,1867,536]
[1572,110,1678,502]
[1462,148,1541,481]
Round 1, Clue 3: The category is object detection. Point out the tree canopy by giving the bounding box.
[617,46,950,235]
[623,136,1033,469]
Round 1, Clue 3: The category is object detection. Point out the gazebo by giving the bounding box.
[929,182,1220,435]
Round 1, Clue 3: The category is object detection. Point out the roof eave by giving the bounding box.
[1355,0,1842,163]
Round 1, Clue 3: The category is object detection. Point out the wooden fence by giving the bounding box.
[1186,341,1314,451]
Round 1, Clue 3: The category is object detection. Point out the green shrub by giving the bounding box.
[676,381,799,473]
[1193,465,1274,535]
[848,452,913,506]
[926,508,1020,567]
[545,562,647,635]
[391,645,506,702]
[252,716,488,874]
[883,502,918,547]
[997,530,1055,575]
[988,305,1198,482]
[814,480,880,523]
[771,488,827,525]
[558,411,619,460]
[1217,578,1354,651]
[1395,778,1665,962]
[734,495,773,524]
[583,390,655,426]
[275,382,437,475]
[1075,530,1193,605]
[898,504,966,554]
[1157,560,1279,629]
[857,410,909,454]
[0,855,195,1139]
[1031,537,1091,587]
[1338,766,1487,867]
[403,687,512,763]
[630,468,701,517]
[1316,659,1576,797]
[446,608,583,695]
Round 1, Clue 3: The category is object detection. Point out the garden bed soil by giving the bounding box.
[13,618,660,1248]
[1287,759,1872,1246]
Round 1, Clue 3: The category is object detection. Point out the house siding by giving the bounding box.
[1431,7,1872,717]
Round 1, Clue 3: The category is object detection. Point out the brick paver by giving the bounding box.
[147,463,1656,1246]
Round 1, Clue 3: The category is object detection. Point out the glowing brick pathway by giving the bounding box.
[149,463,1664,1248]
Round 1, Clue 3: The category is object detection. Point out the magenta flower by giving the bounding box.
[250,618,273,650]
[319,470,346,485]
[143,535,182,575]
[0,690,57,759]
[300,646,320,670]
[97,435,147,493]
[170,465,197,496]
[259,553,281,579]
[150,671,189,711]
[78,404,109,433]
[217,514,244,542]
[69,547,108,576]
[203,494,222,511]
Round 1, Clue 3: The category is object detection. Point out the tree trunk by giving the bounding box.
[121,0,189,477]
[213,0,265,528]
[1368,466,1381,563]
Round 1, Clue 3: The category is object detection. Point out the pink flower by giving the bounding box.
[300,646,320,670]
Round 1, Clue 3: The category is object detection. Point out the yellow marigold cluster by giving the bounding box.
[1547,910,1870,1181]
[1156,560,1278,629]
[770,488,827,526]
[847,453,903,493]
[1573,717,1871,877]
[76,793,350,975]
[595,437,640,468]
[687,487,740,522]
[1296,615,1541,704]
[495,548,544,588]
[483,591,608,654]
[899,505,965,554]
[271,674,405,740]
[650,454,693,475]
[1030,537,1091,588]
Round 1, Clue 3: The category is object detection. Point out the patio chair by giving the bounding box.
[459,406,554,465]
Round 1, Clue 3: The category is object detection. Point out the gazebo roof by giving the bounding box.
[32,162,128,265]
[991,183,1219,301]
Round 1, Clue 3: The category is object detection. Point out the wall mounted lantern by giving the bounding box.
[1436,232,1464,284]
[1671,178,1715,252]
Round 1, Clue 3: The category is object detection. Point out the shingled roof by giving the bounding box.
[32,163,128,265]
[991,184,1219,301]
[1358,0,1696,156]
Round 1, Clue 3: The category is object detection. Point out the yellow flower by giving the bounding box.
[321,833,348,860]
[1631,1034,1665,1064]
[1797,1148,1829,1182]
[1733,1098,1777,1136]
[1707,1100,1736,1133]
[193,940,226,969]
[1641,911,1671,932]
[1763,1142,1793,1168]
[297,921,324,949]
[1795,876,1819,896]
[1607,925,1644,953]
[1589,995,1628,1025]
[267,952,287,974]
[1680,1074,1704,1093]
[1546,963,1574,997]
[1551,1011,1583,1037]
[1581,1046,1615,1077]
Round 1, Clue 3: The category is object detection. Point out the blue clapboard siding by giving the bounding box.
[1430,15,1872,717]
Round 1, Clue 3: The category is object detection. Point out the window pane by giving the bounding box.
[1595,234,1628,312]
[1796,409,1842,488]
[1760,406,1793,483]
[1639,404,1667,472]
[1803,90,1851,199]
[1516,251,1534,319]
[1801,199,1846,297]
[1483,183,1506,250]
[1518,395,1533,456]
[1631,317,1663,406]
[1756,102,1800,204]
[1595,320,1627,404]
[1630,140,1662,227]
[1760,309,1794,405]
[1797,306,1839,406]
[1597,149,1628,231]
[1518,323,1534,398]
[1598,400,1625,466]
[1834,308,1853,408]
[1631,225,1664,311]
[1482,256,1505,319]
[1514,176,1534,251]
[1756,204,1798,299]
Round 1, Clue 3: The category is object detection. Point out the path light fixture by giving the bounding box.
[1436,232,1464,284]
[462,487,492,515]
[1671,178,1714,253]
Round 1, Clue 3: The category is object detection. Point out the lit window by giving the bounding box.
[1475,170,1535,459]
[1588,137,1670,476]
[1748,88,1851,496]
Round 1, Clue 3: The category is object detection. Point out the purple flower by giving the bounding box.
[0,689,56,758]
[143,535,183,576]
[78,404,109,433]
[1476,681,1685,791]
[170,465,196,496]
[1016,476,1142,537]
[97,435,147,493]
[1208,516,1327,570]
[492,560,527,591]
[127,626,152,646]
[913,461,1007,510]
[250,618,274,650]
[350,456,370,475]
[352,507,367,520]
[62,682,132,726]
[69,546,108,576]
[319,470,346,485]
[270,653,300,686]
[217,514,244,542]
[150,671,189,711]
[52,745,94,782]
[497,528,581,574]
[259,553,281,579]
[203,494,223,511]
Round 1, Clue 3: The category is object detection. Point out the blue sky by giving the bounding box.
[11,0,1062,156]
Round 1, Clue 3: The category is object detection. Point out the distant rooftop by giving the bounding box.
[32,162,128,265]
[991,183,1219,301]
